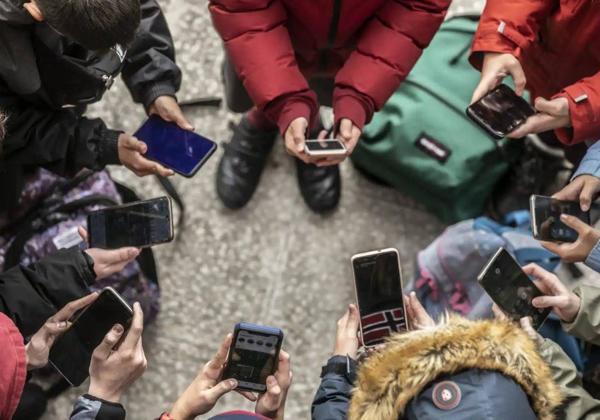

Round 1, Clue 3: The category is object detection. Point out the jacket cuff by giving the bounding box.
[72,394,126,420]
[71,248,96,286]
[561,286,585,335]
[276,99,315,136]
[333,95,368,131]
[97,129,122,166]
[141,82,177,111]
[553,85,600,144]
[584,239,600,273]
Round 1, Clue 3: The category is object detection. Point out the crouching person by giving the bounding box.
[312,295,600,419]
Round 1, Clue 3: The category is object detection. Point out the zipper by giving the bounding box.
[327,0,342,49]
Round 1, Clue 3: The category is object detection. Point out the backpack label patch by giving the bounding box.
[52,226,84,251]
[415,133,451,164]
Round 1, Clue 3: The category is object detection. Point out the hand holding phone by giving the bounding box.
[351,248,408,348]
[466,84,535,139]
[221,323,284,393]
[477,248,550,329]
[530,195,590,243]
[134,115,217,178]
[304,138,347,157]
[87,196,174,249]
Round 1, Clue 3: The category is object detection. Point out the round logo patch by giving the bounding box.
[432,381,462,410]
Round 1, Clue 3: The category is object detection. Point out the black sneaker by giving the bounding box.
[216,117,278,209]
[296,159,341,213]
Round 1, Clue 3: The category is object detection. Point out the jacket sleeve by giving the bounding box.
[561,280,600,346]
[0,86,121,174]
[553,72,600,145]
[208,0,318,135]
[0,248,94,338]
[70,395,126,420]
[571,141,600,181]
[333,0,450,130]
[469,0,553,70]
[539,339,600,419]
[311,356,356,420]
[121,0,182,110]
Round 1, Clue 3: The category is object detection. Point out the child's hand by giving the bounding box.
[471,52,526,104]
[554,175,600,212]
[507,97,571,138]
[539,214,600,263]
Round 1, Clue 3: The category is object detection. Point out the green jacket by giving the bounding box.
[562,280,600,346]
[540,339,600,419]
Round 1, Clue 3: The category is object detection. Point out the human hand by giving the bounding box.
[88,302,147,403]
[539,215,600,263]
[284,117,310,163]
[337,118,361,155]
[522,263,581,323]
[507,97,571,138]
[79,227,140,280]
[118,133,174,177]
[148,95,194,131]
[25,293,99,370]
[403,291,435,330]
[169,334,255,420]
[554,175,600,212]
[519,316,544,347]
[333,304,360,359]
[471,52,526,104]
[255,350,292,420]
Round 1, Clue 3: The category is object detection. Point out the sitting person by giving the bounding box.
[1,293,147,420]
[158,333,291,420]
[312,294,599,419]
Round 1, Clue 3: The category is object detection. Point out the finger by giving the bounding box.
[403,295,415,326]
[123,136,147,154]
[51,292,99,322]
[539,240,564,256]
[204,378,238,404]
[317,129,328,140]
[121,302,144,351]
[346,304,360,333]
[560,214,590,235]
[471,69,503,104]
[507,114,557,138]
[207,333,233,371]
[291,120,307,152]
[553,179,583,201]
[338,119,353,142]
[78,227,89,243]
[409,291,431,326]
[519,316,538,339]
[105,247,141,267]
[531,295,569,309]
[235,389,258,402]
[261,376,282,410]
[92,324,125,360]
[579,182,598,212]
[337,306,351,329]
[535,97,563,116]
[492,303,508,321]
[345,128,361,154]
[522,264,558,287]
[133,156,174,177]
[170,109,194,131]
[507,61,527,96]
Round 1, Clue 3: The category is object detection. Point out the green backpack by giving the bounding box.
[351,16,518,223]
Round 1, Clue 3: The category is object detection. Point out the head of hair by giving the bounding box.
[36,0,141,51]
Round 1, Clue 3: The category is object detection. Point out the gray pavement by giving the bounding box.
[42,1,484,419]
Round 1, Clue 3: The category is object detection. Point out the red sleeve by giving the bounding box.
[469,0,553,70]
[553,72,600,144]
[208,0,318,134]
[333,0,450,130]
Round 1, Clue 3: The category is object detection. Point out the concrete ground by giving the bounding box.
[42,1,485,419]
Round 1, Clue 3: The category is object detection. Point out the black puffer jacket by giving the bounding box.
[0,0,181,212]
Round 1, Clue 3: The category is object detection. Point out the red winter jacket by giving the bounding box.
[209,0,450,134]
[0,313,26,420]
[470,0,600,144]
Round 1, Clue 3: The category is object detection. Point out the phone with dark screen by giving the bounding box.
[477,247,550,329]
[87,196,173,249]
[134,115,217,177]
[466,84,535,139]
[351,248,408,348]
[222,323,283,393]
[304,138,347,157]
[49,288,133,386]
[530,195,590,243]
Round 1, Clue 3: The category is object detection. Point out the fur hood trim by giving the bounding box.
[349,315,564,420]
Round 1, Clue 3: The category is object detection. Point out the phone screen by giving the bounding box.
[467,84,535,138]
[134,116,217,177]
[304,139,345,152]
[478,248,550,329]
[353,250,407,347]
[223,326,282,392]
[532,195,590,242]
[88,197,172,249]
[49,288,133,386]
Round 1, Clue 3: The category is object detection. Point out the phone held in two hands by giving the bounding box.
[304,138,346,157]
[49,287,133,386]
[351,248,408,348]
[134,115,217,178]
[466,84,535,140]
[477,247,550,330]
[530,194,590,243]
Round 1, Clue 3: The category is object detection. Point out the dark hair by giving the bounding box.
[37,0,141,51]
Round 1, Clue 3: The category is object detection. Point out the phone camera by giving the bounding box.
[247,339,255,344]
[494,268,501,275]
[239,338,246,343]
[266,343,273,348]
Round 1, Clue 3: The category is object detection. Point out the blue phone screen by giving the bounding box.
[134,116,216,176]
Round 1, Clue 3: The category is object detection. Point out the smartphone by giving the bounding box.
[222,323,283,393]
[134,115,217,177]
[351,248,408,348]
[87,196,174,249]
[530,195,590,243]
[304,138,347,157]
[49,287,133,386]
[477,247,550,329]
[466,84,535,139]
